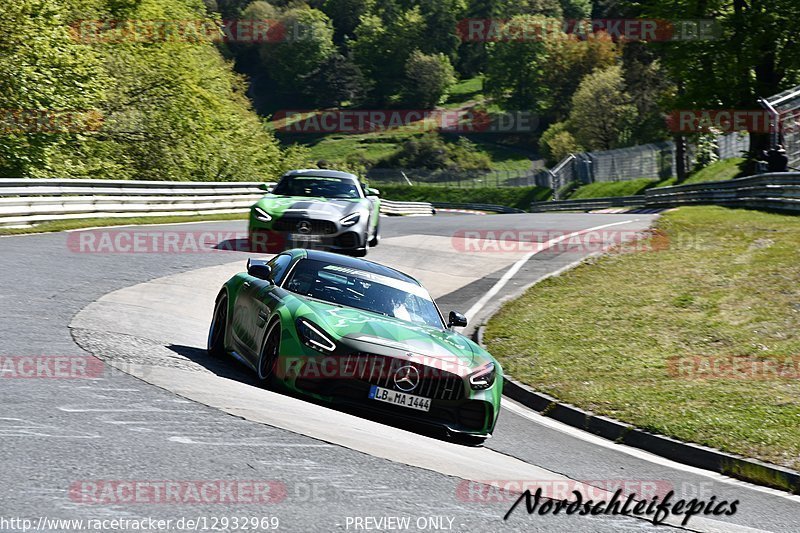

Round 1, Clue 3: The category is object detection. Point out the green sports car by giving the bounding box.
[249,169,381,257]
[207,249,503,440]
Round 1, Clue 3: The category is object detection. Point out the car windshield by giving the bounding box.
[272,175,361,199]
[285,259,444,329]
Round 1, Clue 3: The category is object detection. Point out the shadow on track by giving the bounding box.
[166,343,485,447]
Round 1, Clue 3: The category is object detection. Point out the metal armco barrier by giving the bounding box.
[0,179,435,227]
[531,173,800,214]
[530,196,646,212]
[380,199,435,216]
[431,202,525,214]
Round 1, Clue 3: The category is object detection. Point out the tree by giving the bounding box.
[351,8,424,105]
[541,31,619,119]
[241,0,280,20]
[321,0,372,44]
[417,0,465,61]
[621,42,673,144]
[260,7,336,91]
[0,0,105,178]
[569,65,637,150]
[539,121,583,164]
[559,0,591,18]
[300,53,369,107]
[630,0,800,170]
[403,51,456,108]
[494,0,562,17]
[484,15,550,111]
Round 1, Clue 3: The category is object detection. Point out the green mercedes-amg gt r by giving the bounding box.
[208,249,503,440]
[249,169,381,257]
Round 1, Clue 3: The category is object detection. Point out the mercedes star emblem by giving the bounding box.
[296,220,312,234]
[393,365,420,392]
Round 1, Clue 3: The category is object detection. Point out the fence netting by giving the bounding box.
[762,85,800,169]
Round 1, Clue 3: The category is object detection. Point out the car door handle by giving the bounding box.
[243,281,251,288]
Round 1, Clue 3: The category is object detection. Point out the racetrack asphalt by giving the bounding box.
[1,213,799,532]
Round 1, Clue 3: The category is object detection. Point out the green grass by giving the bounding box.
[683,157,745,184]
[442,76,484,109]
[565,158,747,200]
[0,212,247,235]
[298,133,403,163]
[378,185,551,210]
[568,178,660,199]
[485,206,800,473]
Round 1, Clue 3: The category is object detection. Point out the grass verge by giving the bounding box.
[485,206,800,471]
[565,158,747,200]
[683,157,745,184]
[568,178,659,199]
[378,185,551,211]
[0,213,247,236]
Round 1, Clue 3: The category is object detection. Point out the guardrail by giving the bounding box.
[530,173,800,214]
[644,173,800,213]
[530,196,646,212]
[0,179,270,227]
[0,178,436,227]
[431,202,525,214]
[380,199,435,216]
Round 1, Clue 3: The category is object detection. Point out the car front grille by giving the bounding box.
[272,218,337,235]
[342,353,465,401]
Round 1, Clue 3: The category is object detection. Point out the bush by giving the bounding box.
[402,50,456,108]
[373,133,490,178]
[539,121,583,165]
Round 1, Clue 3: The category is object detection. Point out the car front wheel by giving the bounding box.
[257,320,281,386]
[207,293,228,358]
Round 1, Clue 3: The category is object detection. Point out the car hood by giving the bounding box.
[300,299,490,370]
[255,194,364,219]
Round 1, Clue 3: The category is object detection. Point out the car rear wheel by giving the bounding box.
[257,320,281,385]
[207,293,228,358]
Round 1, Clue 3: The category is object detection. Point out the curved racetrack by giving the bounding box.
[2,213,799,532]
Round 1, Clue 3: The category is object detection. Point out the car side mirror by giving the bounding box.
[247,259,272,282]
[448,311,468,328]
[259,183,272,192]
[366,187,380,197]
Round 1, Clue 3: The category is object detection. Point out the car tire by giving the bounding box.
[257,319,281,386]
[368,218,380,248]
[207,293,228,358]
[449,433,487,447]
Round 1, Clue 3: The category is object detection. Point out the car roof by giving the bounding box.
[300,249,421,285]
[282,169,359,180]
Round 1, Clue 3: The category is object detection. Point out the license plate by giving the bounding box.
[289,234,323,243]
[368,385,431,412]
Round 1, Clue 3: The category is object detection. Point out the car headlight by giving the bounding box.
[253,206,272,222]
[296,318,336,352]
[340,212,360,226]
[468,362,496,390]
